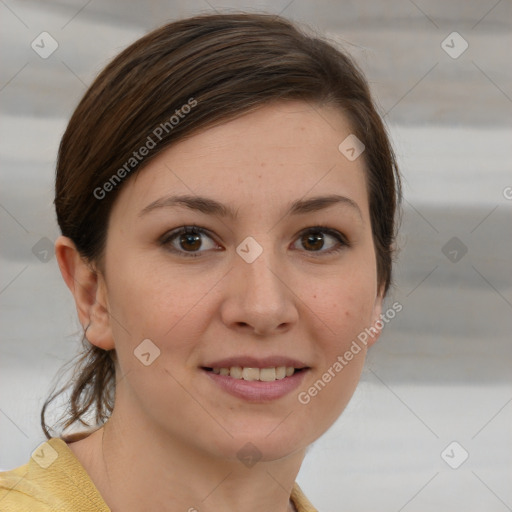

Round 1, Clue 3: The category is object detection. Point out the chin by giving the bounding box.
[208,415,317,463]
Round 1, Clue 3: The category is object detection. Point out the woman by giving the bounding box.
[0,12,400,512]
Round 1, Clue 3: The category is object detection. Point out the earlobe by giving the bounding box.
[55,235,115,350]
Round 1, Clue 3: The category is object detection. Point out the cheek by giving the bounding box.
[105,265,214,414]
[309,270,377,345]
[296,286,374,432]
[296,263,377,408]
[105,254,227,375]
[107,251,210,331]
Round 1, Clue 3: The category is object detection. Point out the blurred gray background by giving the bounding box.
[1,1,511,511]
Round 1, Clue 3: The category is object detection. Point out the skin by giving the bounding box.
[55,100,384,512]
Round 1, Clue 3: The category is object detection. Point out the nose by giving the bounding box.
[219,243,299,337]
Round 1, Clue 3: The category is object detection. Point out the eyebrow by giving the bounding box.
[139,193,362,220]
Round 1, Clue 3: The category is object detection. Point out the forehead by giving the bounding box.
[112,100,370,222]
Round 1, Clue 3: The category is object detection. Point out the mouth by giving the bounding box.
[200,357,310,402]
[202,366,307,381]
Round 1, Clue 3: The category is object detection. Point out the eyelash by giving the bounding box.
[159,224,350,258]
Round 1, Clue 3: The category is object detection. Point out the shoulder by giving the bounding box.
[290,482,319,512]
[0,438,109,512]
[0,460,55,511]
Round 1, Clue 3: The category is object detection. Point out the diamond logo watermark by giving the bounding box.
[237,442,262,468]
[441,32,468,59]
[31,32,59,59]
[236,236,263,264]
[338,134,365,161]
[441,441,469,469]
[32,237,54,263]
[442,236,468,263]
[31,442,58,469]
[134,338,161,366]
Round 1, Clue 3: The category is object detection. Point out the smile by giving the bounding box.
[204,366,301,381]
[201,357,310,402]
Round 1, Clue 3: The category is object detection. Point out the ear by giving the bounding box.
[55,235,115,350]
[366,286,385,348]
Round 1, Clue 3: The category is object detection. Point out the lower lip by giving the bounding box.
[203,369,308,402]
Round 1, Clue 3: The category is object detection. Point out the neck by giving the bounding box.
[69,409,305,512]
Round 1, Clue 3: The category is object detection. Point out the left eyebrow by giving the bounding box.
[139,193,363,221]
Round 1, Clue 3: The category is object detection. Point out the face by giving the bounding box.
[97,100,383,461]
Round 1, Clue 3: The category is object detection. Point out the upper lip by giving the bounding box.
[202,356,309,369]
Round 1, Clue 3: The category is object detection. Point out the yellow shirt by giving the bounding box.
[0,438,318,511]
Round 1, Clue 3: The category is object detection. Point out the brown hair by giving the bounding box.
[42,12,401,439]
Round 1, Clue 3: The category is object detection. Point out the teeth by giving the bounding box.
[259,368,276,382]
[230,366,243,379]
[211,366,298,381]
[275,366,286,379]
[242,367,260,381]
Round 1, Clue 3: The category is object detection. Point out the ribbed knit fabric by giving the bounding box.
[0,438,318,511]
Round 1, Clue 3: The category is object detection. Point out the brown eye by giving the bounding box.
[301,232,325,251]
[161,226,220,257]
[293,227,348,254]
[179,232,202,251]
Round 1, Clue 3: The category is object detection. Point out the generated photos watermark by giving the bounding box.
[297,301,403,405]
[93,97,198,200]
